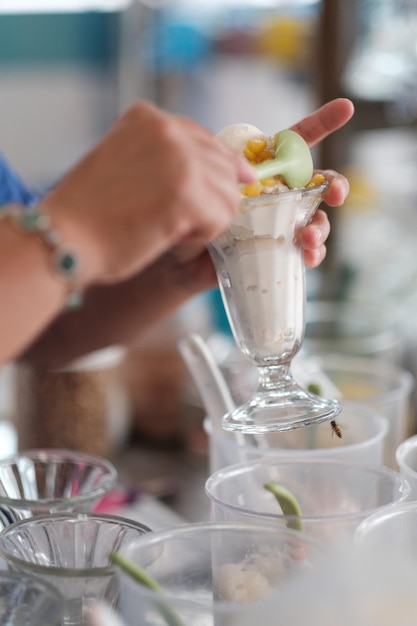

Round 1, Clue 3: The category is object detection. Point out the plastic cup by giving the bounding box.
[205,458,410,545]
[302,300,403,364]
[116,521,325,626]
[395,435,417,499]
[257,538,417,626]
[297,354,414,468]
[355,500,417,566]
[205,400,389,473]
[209,349,413,469]
[0,512,150,626]
[0,570,64,626]
[0,448,117,529]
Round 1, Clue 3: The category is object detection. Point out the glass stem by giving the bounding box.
[257,364,293,392]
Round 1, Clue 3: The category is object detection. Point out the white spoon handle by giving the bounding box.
[177,333,235,429]
[178,333,268,449]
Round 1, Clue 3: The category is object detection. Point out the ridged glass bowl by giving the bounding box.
[0,448,117,528]
[0,512,151,626]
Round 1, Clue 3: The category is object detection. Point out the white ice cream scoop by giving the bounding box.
[216,123,265,153]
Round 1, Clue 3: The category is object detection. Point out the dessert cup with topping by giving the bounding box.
[208,181,341,433]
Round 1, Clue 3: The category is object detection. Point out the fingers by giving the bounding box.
[302,168,349,268]
[45,100,254,284]
[319,169,350,206]
[302,209,330,268]
[302,209,330,251]
[304,244,327,268]
[174,112,257,185]
[290,98,354,148]
[176,248,218,292]
[234,151,258,184]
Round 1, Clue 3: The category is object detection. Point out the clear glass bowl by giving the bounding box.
[0,448,117,528]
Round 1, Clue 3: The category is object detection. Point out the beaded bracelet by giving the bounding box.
[2,205,83,310]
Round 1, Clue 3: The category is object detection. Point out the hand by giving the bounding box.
[302,168,350,268]
[41,101,256,286]
[174,99,354,274]
[168,177,347,290]
[13,99,353,367]
[291,98,354,267]
[290,97,354,149]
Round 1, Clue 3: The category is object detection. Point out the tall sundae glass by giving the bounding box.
[208,181,341,433]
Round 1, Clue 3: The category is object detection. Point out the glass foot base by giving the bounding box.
[221,384,341,434]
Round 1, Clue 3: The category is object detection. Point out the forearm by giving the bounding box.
[19,251,215,369]
[0,213,74,365]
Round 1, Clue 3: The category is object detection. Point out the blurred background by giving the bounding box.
[1,0,417,519]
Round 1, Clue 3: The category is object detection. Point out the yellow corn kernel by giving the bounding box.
[307,173,326,187]
[243,147,256,162]
[257,149,274,163]
[260,177,277,187]
[243,181,263,197]
[247,137,267,154]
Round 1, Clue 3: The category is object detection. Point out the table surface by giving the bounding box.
[111,441,210,528]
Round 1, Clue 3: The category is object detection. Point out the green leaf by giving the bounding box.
[109,552,183,626]
[264,482,304,531]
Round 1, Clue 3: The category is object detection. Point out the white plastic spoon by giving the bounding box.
[177,333,236,433]
[254,129,313,188]
[177,333,266,448]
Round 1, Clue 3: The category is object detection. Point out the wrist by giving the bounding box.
[2,204,86,309]
[39,196,104,288]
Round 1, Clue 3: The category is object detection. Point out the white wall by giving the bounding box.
[0,66,118,188]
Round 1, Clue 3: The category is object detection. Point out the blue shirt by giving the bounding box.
[0,153,39,208]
